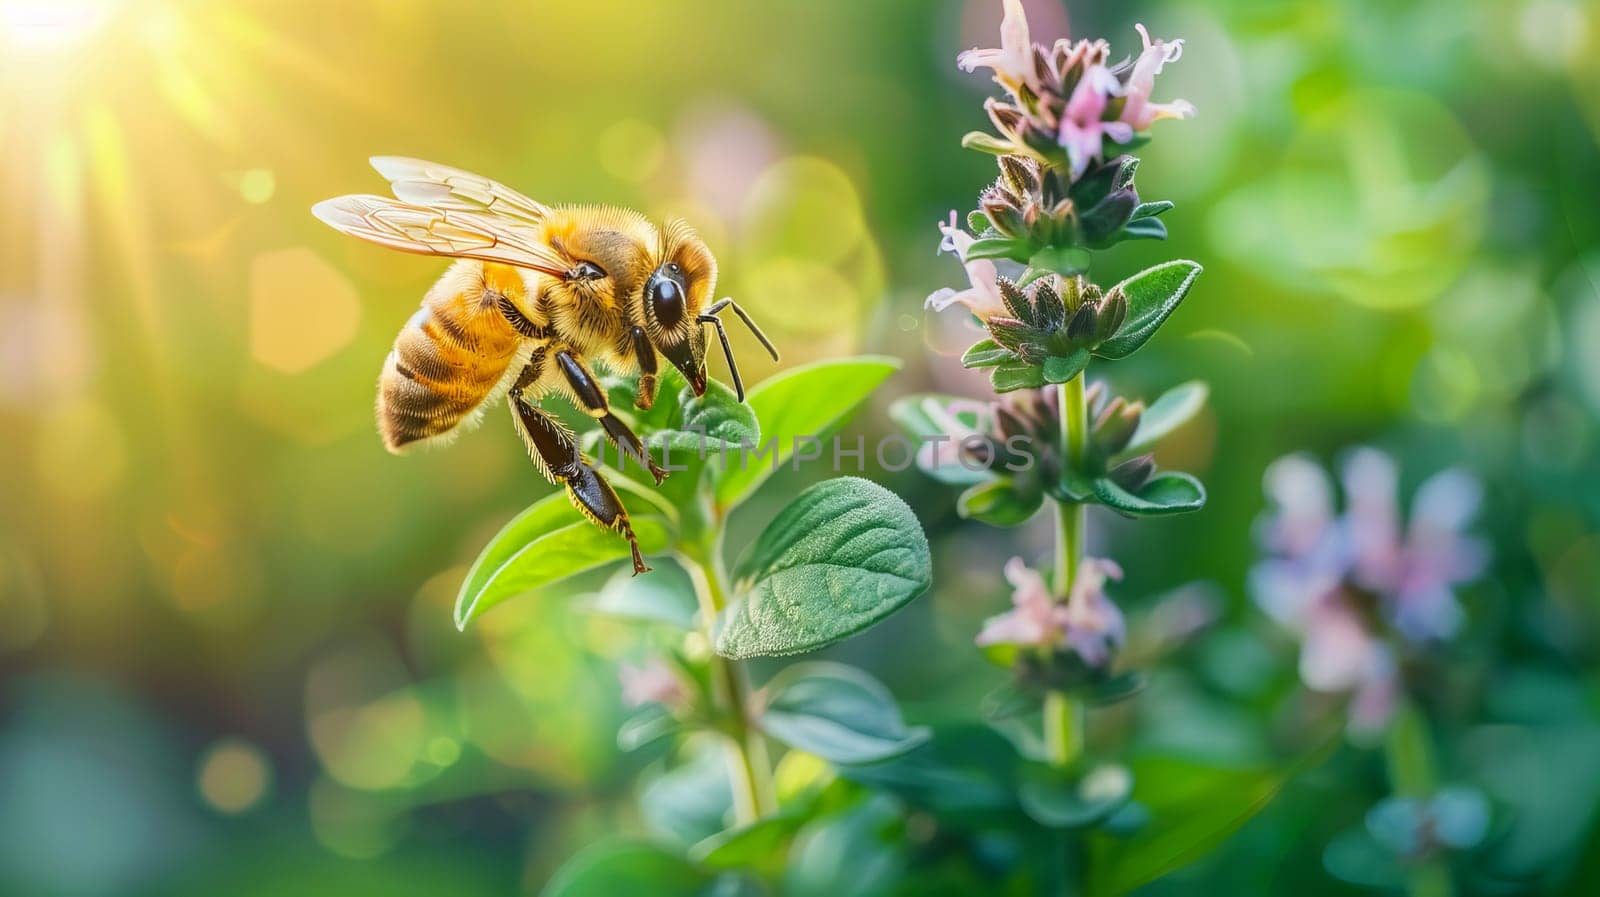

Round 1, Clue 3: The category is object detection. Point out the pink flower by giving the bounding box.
[1057,64,1131,177]
[976,556,1126,668]
[957,0,1038,94]
[618,658,687,710]
[927,212,1007,320]
[1118,25,1196,131]
[913,395,994,474]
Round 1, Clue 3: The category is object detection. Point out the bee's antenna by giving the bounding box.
[699,298,781,403]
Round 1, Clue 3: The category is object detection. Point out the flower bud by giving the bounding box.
[1109,454,1155,491]
[1094,398,1144,455]
[1066,301,1098,342]
[1032,280,1066,330]
[1095,288,1127,341]
[981,194,1027,239]
[985,99,1025,137]
[998,154,1041,197]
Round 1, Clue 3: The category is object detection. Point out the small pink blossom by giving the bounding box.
[1118,25,1197,131]
[618,658,687,710]
[1057,64,1131,177]
[957,0,1038,94]
[927,212,1007,320]
[913,395,994,473]
[976,556,1126,668]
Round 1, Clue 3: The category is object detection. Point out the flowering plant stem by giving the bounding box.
[680,529,776,824]
[1048,370,1091,896]
[1384,701,1454,897]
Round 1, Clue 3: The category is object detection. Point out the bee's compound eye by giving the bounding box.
[649,273,685,329]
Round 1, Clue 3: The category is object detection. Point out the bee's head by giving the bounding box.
[644,221,717,396]
[644,260,709,395]
[644,220,779,401]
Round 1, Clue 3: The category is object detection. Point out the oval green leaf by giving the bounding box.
[713,357,900,511]
[1092,471,1206,517]
[757,662,931,765]
[1096,260,1203,359]
[716,477,931,659]
[455,489,674,629]
[957,478,1044,527]
[1125,381,1208,455]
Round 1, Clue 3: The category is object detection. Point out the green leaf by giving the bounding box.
[667,376,758,449]
[542,840,706,897]
[689,816,800,870]
[966,209,992,233]
[716,477,931,659]
[980,680,1041,720]
[957,478,1044,527]
[713,357,900,511]
[617,706,680,751]
[1020,764,1134,829]
[1130,200,1174,220]
[1092,472,1207,517]
[887,394,994,486]
[641,745,733,846]
[1125,381,1208,455]
[455,490,674,629]
[582,564,698,629]
[960,131,1015,155]
[1096,260,1202,359]
[785,795,907,897]
[965,236,1029,262]
[1086,755,1309,897]
[1119,218,1167,241]
[758,662,931,765]
[1090,671,1147,706]
[1029,245,1092,277]
[1042,350,1090,384]
[960,338,1013,368]
[990,361,1045,393]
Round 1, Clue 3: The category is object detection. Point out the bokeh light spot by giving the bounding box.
[196,737,272,814]
[249,248,362,373]
[239,168,276,204]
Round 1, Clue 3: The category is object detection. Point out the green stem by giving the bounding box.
[1384,700,1453,897]
[1048,372,1092,897]
[680,541,776,824]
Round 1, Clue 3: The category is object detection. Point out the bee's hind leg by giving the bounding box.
[509,368,650,575]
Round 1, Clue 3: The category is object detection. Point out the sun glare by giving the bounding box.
[0,0,115,53]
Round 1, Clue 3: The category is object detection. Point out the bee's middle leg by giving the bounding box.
[508,384,650,575]
[554,349,668,485]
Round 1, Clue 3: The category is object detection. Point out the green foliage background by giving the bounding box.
[1,0,1598,894]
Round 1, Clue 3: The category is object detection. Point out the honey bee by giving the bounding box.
[312,157,778,575]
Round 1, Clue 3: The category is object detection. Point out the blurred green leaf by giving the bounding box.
[541,840,705,897]
[713,357,899,510]
[689,815,799,871]
[1090,671,1147,706]
[785,794,906,897]
[957,478,1043,527]
[1095,260,1203,359]
[1087,753,1314,897]
[1019,763,1133,829]
[887,393,994,487]
[642,745,734,847]
[583,564,698,629]
[1323,827,1407,890]
[758,662,931,765]
[617,706,680,752]
[716,477,931,659]
[455,490,674,629]
[1092,472,1206,517]
[1124,381,1208,455]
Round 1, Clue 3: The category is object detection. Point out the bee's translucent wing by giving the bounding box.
[311,194,568,276]
[368,156,548,226]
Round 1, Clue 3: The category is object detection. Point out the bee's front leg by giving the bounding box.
[628,326,659,412]
[508,377,650,575]
[554,348,668,485]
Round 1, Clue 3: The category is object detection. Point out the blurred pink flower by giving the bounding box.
[957,0,1038,94]
[927,212,1007,320]
[1057,63,1130,177]
[618,658,687,710]
[1251,448,1488,732]
[976,556,1125,667]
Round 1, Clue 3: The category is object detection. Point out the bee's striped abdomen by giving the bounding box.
[377,261,532,452]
